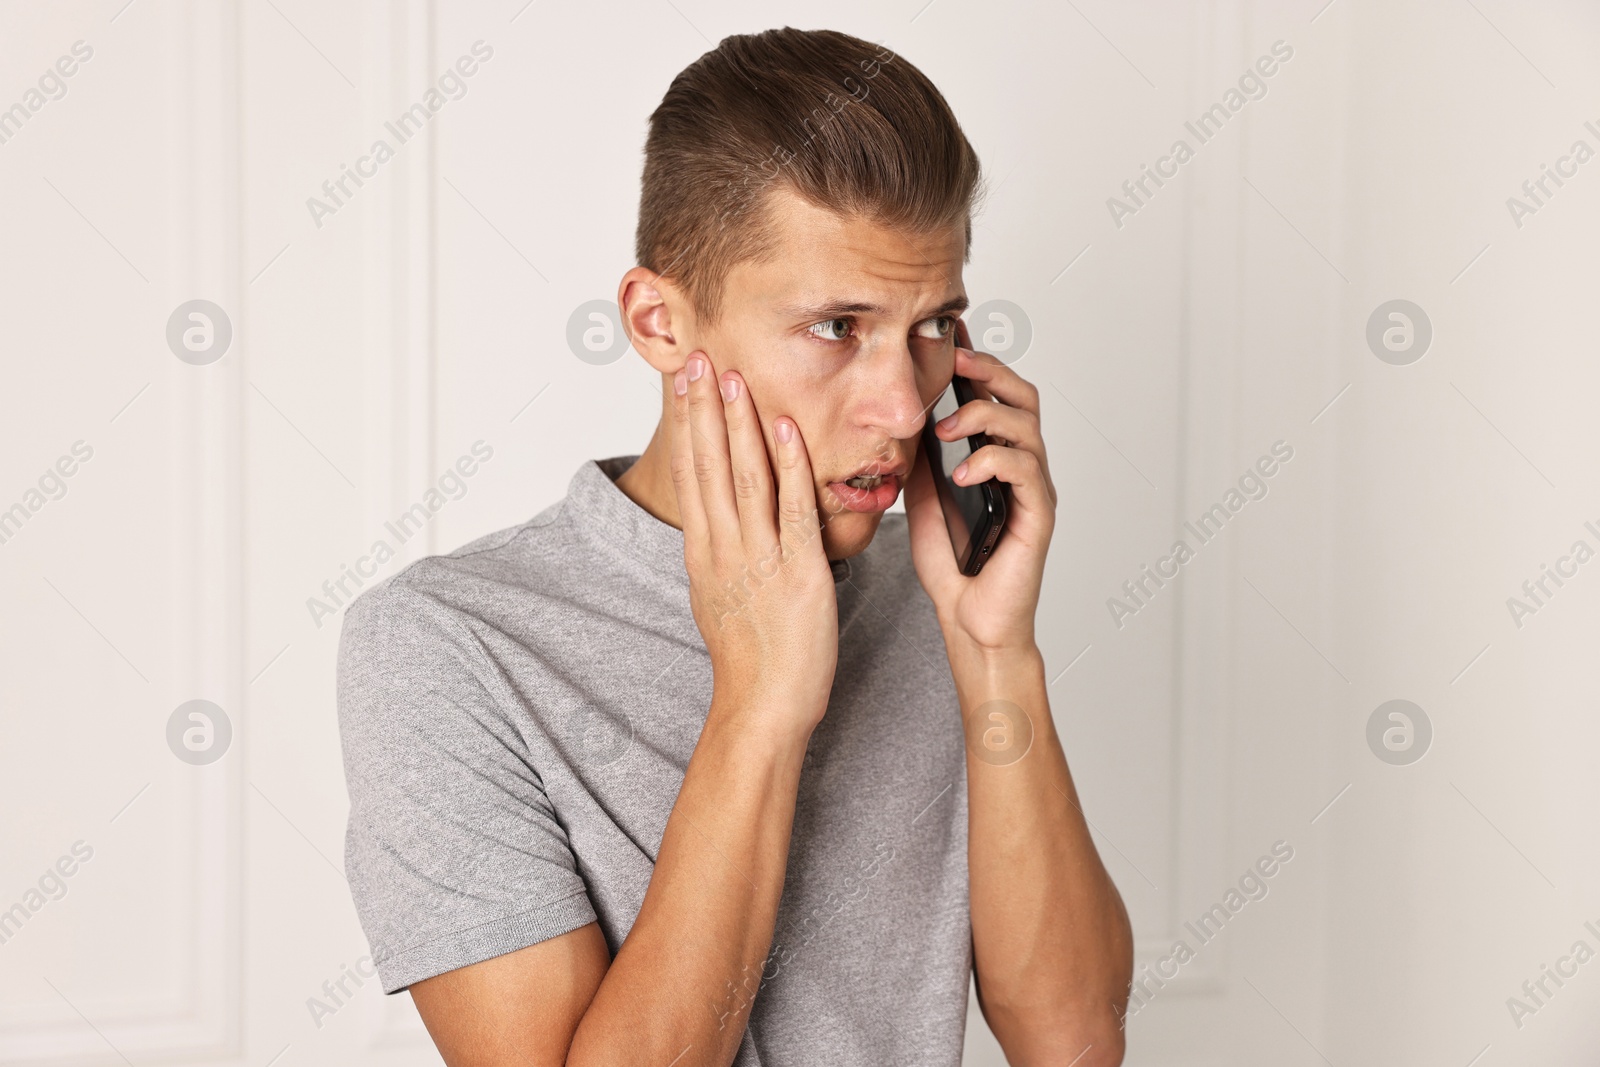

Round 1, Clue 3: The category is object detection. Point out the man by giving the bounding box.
[337,26,1132,1067]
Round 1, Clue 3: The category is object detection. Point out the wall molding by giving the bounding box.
[358,0,437,1047]
[0,0,244,1060]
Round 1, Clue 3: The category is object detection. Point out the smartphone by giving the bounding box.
[922,319,1009,576]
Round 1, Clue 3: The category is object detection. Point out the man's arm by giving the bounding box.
[954,644,1133,1066]
[409,923,608,1065]
[410,352,837,1067]
[907,344,1134,1066]
[412,712,810,1066]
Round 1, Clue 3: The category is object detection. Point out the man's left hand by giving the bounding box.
[905,343,1058,658]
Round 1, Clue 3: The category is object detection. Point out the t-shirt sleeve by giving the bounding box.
[335,576,598,993]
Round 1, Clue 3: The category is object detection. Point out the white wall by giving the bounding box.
[0,1,1595,1064]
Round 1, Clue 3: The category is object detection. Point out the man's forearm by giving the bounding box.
[953,643,1134,1067]
[567,697,809,1067]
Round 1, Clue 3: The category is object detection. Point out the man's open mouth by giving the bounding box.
[827,460,909,514]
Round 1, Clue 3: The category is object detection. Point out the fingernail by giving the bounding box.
[720,375,740,402]
[775,419,793,444]
[673,370,688,396]
[952,460,968,482]
[936,413,957,431]
[687,355,705,382]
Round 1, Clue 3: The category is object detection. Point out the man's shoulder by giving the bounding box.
[339,495,574,649]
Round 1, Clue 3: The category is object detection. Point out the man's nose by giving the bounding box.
[859,341,930,441]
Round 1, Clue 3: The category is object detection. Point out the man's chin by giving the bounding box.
[821,510,888,561]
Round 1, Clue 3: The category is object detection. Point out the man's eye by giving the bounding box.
[807,318,853,342]
[914,316,954,341]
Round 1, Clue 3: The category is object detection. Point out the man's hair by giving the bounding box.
[636,28,983,325]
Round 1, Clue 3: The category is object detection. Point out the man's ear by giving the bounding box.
[618,267,694,374]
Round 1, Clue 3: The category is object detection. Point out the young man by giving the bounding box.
[337,27,1132,1067]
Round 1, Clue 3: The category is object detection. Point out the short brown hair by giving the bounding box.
[635,28,983,325]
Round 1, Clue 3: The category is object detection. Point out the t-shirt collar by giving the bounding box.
[566,455,689,586]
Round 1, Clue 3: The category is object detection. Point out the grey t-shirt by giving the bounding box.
[336,455,971,1065]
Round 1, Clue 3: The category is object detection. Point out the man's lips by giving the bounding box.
[825,467,906,513]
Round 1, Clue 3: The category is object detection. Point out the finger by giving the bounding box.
[683,352,742,551]
[933,397,1042,455]
[955,346,1041,415]
[935,396,1055,507]
[719,371,780,557]
[942,357,1056,505]
[772,417,824,562]
[667,366,710,554]
[952,443,1056,521]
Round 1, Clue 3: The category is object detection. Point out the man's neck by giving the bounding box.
[613,416,682,532]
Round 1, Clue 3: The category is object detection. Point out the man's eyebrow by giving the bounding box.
[783,295,970,320]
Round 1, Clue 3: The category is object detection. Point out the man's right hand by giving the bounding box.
[668,350,839,737]
[411,354,840,1067]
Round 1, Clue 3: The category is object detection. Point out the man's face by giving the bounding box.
[686,188,967,559]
